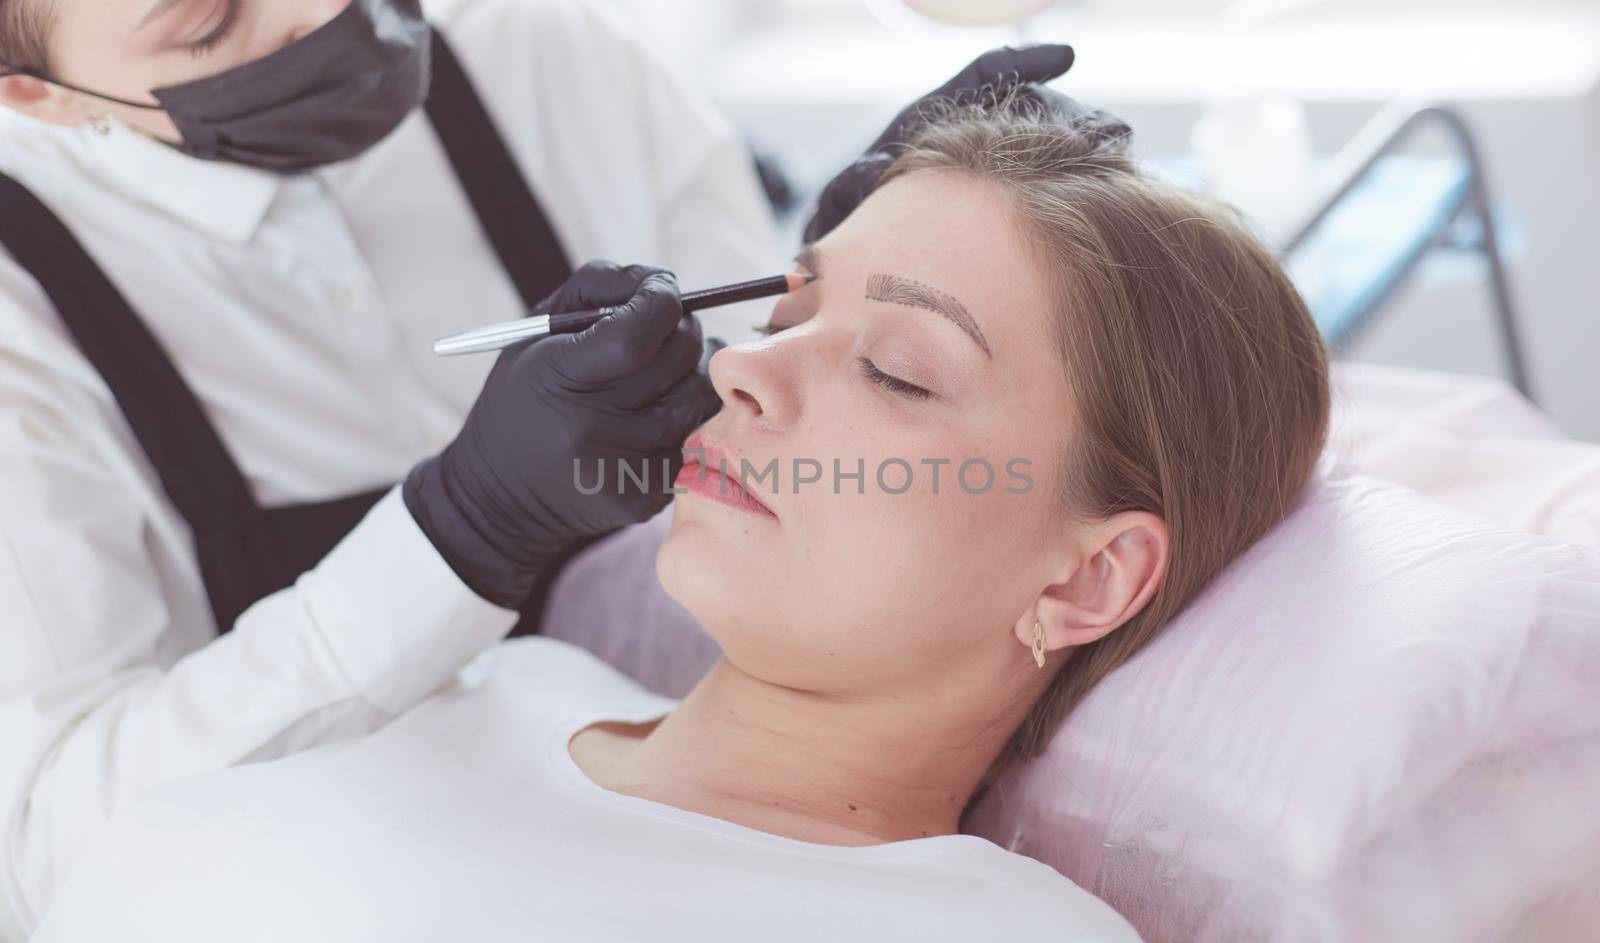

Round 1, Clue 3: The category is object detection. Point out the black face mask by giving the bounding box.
[2,0,431,173]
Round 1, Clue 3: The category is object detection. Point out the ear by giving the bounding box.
[1012,510,1168,663]
[0,74,99,127]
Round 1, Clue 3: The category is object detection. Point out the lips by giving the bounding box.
[678,431,777,519]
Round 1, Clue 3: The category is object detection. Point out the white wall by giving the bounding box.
[612,0,1600,440]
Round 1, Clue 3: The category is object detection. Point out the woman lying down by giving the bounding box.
[33,97,1329,941]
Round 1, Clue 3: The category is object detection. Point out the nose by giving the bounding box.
[285,0,355,45]
[707,336,800,430]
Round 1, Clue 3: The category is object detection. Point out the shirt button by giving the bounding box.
[332,284,358,310]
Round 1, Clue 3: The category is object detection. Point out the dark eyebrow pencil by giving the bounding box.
[433,272,815,356]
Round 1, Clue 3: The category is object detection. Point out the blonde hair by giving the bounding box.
[0,0,52,73]
[877,95,1330,792]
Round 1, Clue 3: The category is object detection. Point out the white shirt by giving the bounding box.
[0,0,780,936]
[28,637,1142,942]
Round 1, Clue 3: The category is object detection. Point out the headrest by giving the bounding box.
[965,461,1600,941]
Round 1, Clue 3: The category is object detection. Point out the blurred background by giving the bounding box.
[603,0,1600,442]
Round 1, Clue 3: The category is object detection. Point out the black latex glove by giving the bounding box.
[803,43,1130,243]
[404,262,720,608]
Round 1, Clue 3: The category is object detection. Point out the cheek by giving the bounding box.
[786,426,1053,638]
[52,29,136,89]
[656,379,1067,682]
[656,505,792,654]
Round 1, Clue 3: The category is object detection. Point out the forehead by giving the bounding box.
[62,0,151,28]
[813,169,1058,363]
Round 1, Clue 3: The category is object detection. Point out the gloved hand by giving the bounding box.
[803,43,1131,243]
[404,261,720,608]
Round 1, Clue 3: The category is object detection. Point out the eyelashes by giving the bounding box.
[188,0,242,56]
[750,324,933,400]
[857,358,931,399]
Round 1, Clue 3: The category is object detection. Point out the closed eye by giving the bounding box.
[858,358,931,399]
[188,0,242,55]
[752,325,932,398]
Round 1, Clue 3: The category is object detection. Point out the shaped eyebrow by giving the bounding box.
[864,273,992,359]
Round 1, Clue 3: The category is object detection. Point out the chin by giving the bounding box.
[656,500,785,660]
[656,504,735,623]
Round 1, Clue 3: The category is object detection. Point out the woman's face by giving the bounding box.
[19,0,350,137]
[659,169,1085,696]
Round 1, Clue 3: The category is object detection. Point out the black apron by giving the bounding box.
[0,33,592,636]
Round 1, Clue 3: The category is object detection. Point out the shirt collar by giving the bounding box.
[74,115,283,245]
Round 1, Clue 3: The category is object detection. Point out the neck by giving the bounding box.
[628,655,1033,845]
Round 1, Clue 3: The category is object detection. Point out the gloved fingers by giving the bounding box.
[531,260,664,316]
[1018,81,1081,117]
[642,369,722,451]
[699,335,727,375]
[1018,83,1133,144]
[942,43,1076,97]
[546,271,686,385]
[605,314,709,409]
[867,43,1075,154]
[804,44,1080,244]
[802,151,895,244]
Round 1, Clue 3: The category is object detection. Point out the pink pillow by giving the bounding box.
[1329,363,1600,551]
[964,462,1600,941]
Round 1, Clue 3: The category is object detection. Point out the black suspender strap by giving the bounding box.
[0,172,261,536]
[424,31,573,310]
[0,169,299,631]
[0,29,576,635]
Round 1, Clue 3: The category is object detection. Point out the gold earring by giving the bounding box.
[1032,621,1047,669]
